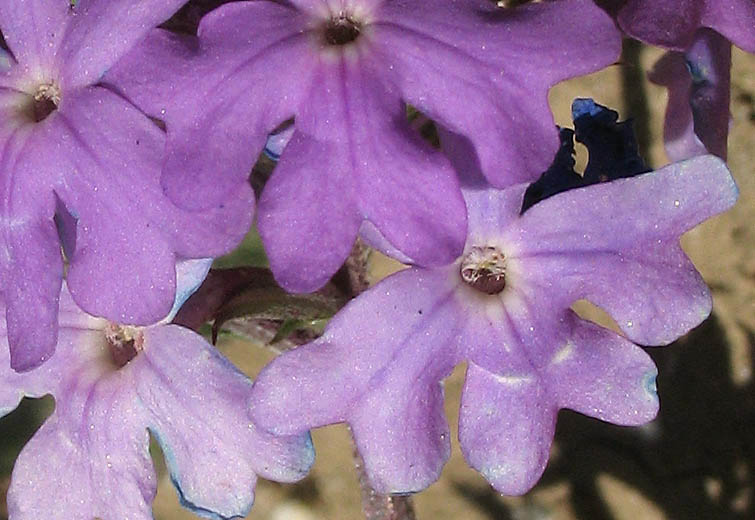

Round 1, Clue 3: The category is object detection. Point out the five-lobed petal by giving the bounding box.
[250,155,737,494]
[0,281,314,519]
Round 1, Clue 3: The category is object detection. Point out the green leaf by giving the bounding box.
[211,286,341,343]
[212,227,268,269]
[270,318,329,344]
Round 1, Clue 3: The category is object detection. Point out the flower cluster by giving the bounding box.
[0,0,749,518]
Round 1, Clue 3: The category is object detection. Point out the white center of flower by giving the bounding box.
[104,323,144,368]
[460,246,507,295]
[323,11,362,45]
[31,83,61,122]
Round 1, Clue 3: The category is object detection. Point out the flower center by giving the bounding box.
[492,0,530,7]
[323,12,362,45]
[460,246,507,295]
[32,83,60,122]
[105,323,144,368]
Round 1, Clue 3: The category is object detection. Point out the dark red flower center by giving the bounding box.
[31,84,60,122]
[105,323,144,368]
[460,246,507,295]
[323,13,361,45]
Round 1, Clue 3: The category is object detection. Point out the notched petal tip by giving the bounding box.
[691,154,739,208]
[480,463,548,497]
[274,432,316,482]
[368,471,440,496]
[150,425,255,520]
[172,473,252,520]
[549,315,661,425]
[604,364,660,426]
[459,364,557,496]
[246,427,316,484]
[655,153,739,230]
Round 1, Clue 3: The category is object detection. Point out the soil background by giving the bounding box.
[1,40,753,520]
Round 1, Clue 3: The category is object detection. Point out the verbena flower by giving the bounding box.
[615,0,755,52]
[108,0,621,292]
[614,0,754,161]
[0,0,255,371]
[648,29,731,161]
[249,152,738,494]
[0,260,313,520]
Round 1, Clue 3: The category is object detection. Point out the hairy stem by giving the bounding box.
[343,242,418,520]
[350,431,417,520]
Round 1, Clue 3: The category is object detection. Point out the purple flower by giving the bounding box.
[249,155,737,494]
[614,0,754,162]
[648,29,732,161]
[616,0,755,52]
[0,260,313,519]
[0,0,255,371]
[108,0,621,292]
